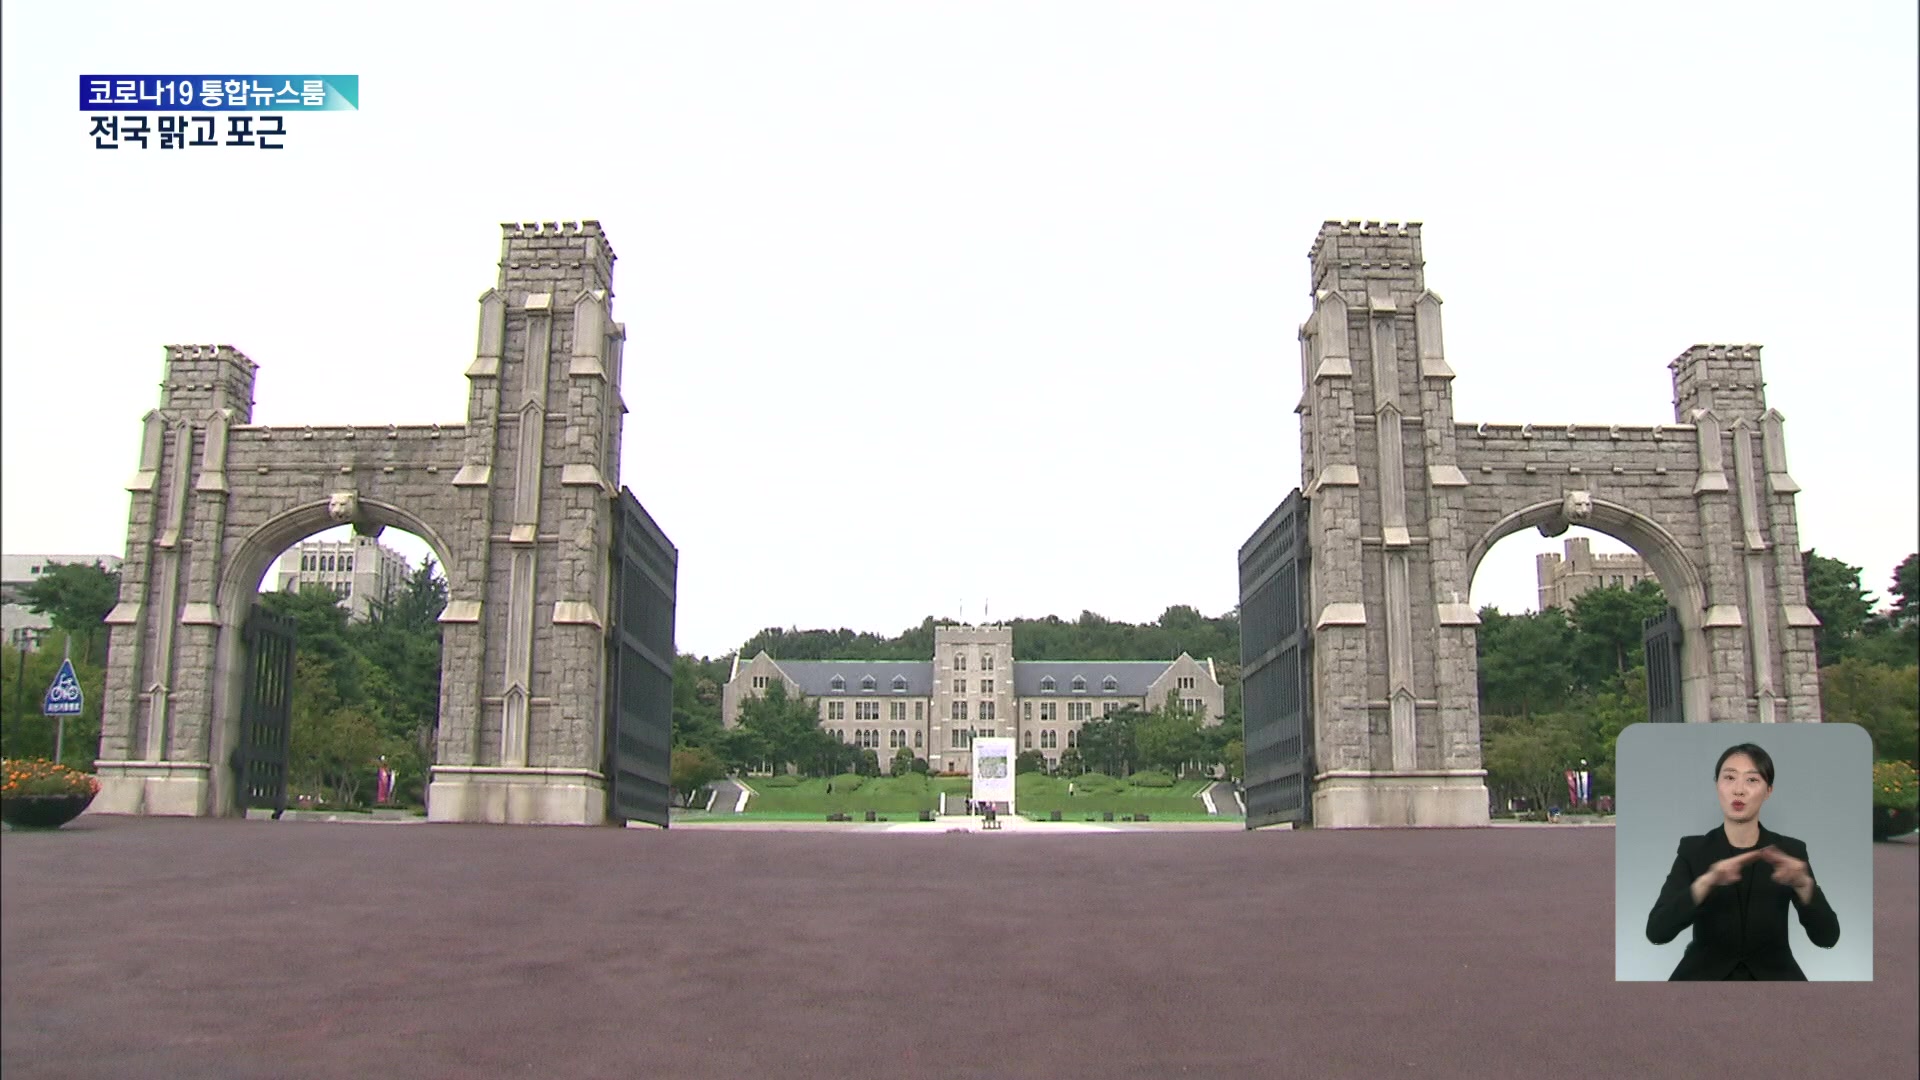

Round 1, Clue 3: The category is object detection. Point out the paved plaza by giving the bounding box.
[3,818,1914,1079]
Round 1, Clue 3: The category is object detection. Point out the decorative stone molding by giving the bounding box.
[551,601,603,628]
[1315,602,1368,628]
[1703,605,1745,628]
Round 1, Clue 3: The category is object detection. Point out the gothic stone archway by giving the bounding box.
[1249,221,1821,829]
[92,221,669,826]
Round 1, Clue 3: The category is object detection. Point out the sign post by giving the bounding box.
[971,737,1016,817]
[42,635,84,764]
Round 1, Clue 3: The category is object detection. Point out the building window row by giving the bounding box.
[299,553,355,572]
[827,674,912,693]
[1037,675,1119,694]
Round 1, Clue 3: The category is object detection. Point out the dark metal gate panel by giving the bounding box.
[605,488,678,827]
[234,605,296,817]
[1240,489,1312,829]
[1643,607,1683,723]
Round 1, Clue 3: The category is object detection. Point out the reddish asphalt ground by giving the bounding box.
[3,818,1914,1080]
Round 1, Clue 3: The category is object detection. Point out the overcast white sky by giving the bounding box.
[3,1,1915,659]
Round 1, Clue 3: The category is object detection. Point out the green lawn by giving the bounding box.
[734,773,1227,817]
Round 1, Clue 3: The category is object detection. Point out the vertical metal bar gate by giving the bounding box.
[1240,489,1313,829]
[605,488,678,827]
[234,604,297,818]
[1643,606,1684,723]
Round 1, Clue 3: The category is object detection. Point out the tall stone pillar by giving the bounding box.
[1300,222,1489,827]
[427,221,624,824]
[1669,346,1822,723]
[94,346,257,816]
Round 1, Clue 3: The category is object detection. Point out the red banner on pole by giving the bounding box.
[1565,770,1579,806]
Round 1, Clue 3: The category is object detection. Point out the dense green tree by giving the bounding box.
[16,560,120,664]
[1015,749,1048,774]
[0,644,104,769]
[735,681,824,775]
[1136,692,1207,776]
[1802,550,1876,666]
[1891,554,1919,628]
[1076,705,1142,778]
[285,653,381,806]
[670,746,726,806]
[1566,580,1668,685]
[1477,607,1575,719]
[891,746,917,776]
[1821,658,1919,767]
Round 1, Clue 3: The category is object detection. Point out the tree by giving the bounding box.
[1821,658,1919,767]
[735,682,823,775]
[1056,748,1086,777]
[670,746,726,807]
[1802,550,1875,666]
[1076,707,1141,777]
[0,644,104,769]
[1136,693,1206,776]
[17,560,120,664]
[1482,714,1582,812]
[891,746,916,776]
[1477,607,1575,719]
[1891,554,1919,628]
[285,654,381,807]
[1016,749,1047,774]
[1567,580,1668,687]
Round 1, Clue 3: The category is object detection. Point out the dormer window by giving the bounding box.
[830,675,845,692]
[861,675,876,692]
[1103,676,1117,693]
[892,675,908,693]
[1071,676,1086,693]
[1040,676,1055,693]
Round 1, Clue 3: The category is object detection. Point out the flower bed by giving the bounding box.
[2,758,101,830]
[1872,760,1917,841]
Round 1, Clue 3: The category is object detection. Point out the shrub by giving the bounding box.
[762,774,801,788]
[1128,770,1175,788]
[2,758,100,798]
[828,773,865,793]
[1874,760,1918,810]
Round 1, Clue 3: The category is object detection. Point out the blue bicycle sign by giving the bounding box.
[43,659,84,717]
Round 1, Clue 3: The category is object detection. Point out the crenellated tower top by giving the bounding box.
[158,344,257,422]
[497,220,616,295]
[1670,344,1769,424]
[1308,220,1426,301]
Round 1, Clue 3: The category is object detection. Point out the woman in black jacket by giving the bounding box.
[1645,743,1841,980]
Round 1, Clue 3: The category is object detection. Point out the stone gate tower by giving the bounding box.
[94,222,637,825]
[1284,221,1821,828]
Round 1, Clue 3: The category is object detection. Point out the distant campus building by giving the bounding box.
[721,623,1226,774]
[274,535,412,622]
[1,553,124,651]
[1535,536,1652,612]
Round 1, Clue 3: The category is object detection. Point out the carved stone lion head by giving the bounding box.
[1562,490,1594,522]
[327,491,359,523]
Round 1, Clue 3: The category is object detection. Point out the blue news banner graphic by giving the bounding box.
[79,75,358,150]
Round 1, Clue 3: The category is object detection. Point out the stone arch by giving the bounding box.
[1247,220,1823,829]
[1463,496,1711,724]
[199,498,468,818]
[91,222,670,826]
[217,497,461,624]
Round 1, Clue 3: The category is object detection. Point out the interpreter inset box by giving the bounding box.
[1614,722,1872,981]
